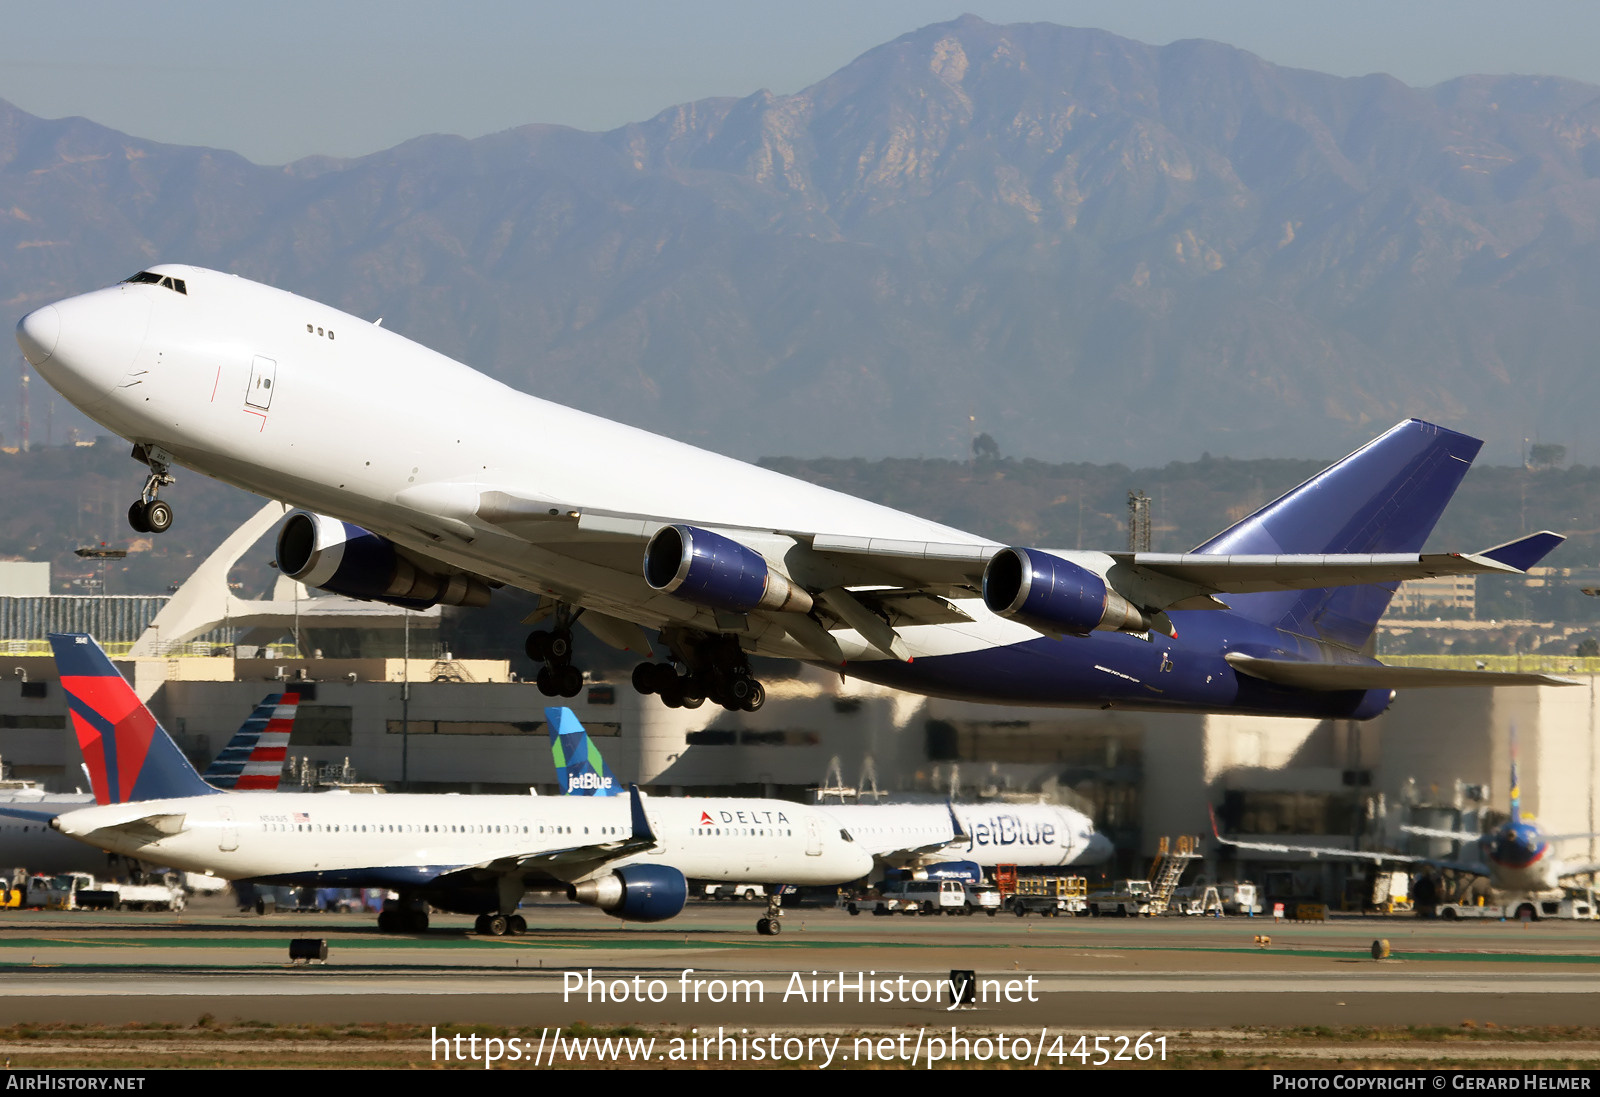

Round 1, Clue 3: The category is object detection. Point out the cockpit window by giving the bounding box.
[841,830,854,842]
[121,271,187,295]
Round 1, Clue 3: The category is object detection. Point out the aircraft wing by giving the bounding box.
[850,803,966,863]
[1213,810,1482,874]
[443,785,658,886]
[473,488,1561,614]
[1227,654,1579,690]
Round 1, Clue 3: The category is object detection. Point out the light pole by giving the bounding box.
[73,545,127,641]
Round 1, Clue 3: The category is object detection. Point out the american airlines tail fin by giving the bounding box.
[201,690,299,790]
[1192,419,1489,649]
[47,633,221,804]
[545,707,621,796]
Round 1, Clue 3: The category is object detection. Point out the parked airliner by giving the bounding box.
[545,704,1112,882]
[0,686,297,876]
[40,635,871,935]
[14,267,1572,716]
[1212,748,1600,907]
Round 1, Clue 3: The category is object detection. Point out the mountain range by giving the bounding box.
[5,16,1600,464]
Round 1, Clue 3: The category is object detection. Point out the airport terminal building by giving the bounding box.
[1,508,1595,896]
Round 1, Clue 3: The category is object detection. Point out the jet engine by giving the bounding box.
[567,864,688,922]
[276,510,491,609]
[982,547,1151,636]
[891,861,982,885]
[643,525,812,615]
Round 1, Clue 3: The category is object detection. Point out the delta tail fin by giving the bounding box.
[1193,419,1487,649]
[201,690,299,790]
[47,633,221,804]
[545,707,621,796]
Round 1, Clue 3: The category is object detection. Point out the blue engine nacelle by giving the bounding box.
[888,861,982,885]
[982,547,1150,636]
[567,865,688,923]
[643,525,812,615]
[276,510,492,609]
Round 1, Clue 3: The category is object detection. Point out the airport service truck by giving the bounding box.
[1087,880,1154,917]
[76,878,187,912]
[1006,875,1089,917]
[1435,892,1596,922]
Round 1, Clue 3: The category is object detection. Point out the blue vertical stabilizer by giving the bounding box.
[1193,419,1481,650]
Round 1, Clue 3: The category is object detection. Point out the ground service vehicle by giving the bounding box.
[1088,879,1154,916]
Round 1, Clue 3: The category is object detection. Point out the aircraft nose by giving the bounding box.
[15,305,60,365]
[21,287,151,411]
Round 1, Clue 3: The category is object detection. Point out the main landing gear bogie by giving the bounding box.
[474,913,528,936]
[631,637,767,712]
[527,609,585,698]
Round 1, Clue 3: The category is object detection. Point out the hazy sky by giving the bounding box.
[2,1,1598,165]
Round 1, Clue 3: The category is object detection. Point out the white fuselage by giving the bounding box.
[19,266,1037,665]
[830,801,1110,869]
[51,790,871,887]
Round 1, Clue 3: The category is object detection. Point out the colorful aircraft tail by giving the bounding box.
[201,690,299,790]
[47,633,221,804]
[1193,419,1484,650]
[545,707,621,796]
[1509,727,1523,827]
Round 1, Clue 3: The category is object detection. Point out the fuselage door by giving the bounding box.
[219,805,238,852]
[245,356,277,410]
[806,815,823,857]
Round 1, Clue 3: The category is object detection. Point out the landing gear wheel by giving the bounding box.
[632,663,658,695]
[508,914,527,935]
[558,664,584,698]
[483,914,509,937]
[756,917,781,936]
[378,910,400,933]
[144,499,173,533]
[526,632,552,662]
[127,501,152,534]
[474,914,489,935]
[536,666,559,697]
[742,681,765,712]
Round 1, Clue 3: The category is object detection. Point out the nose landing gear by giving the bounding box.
[126,445,176,534]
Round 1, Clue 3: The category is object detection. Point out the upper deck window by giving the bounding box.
[121,271,187,295]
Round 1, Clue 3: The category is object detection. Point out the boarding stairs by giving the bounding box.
[1146,836,1201,915]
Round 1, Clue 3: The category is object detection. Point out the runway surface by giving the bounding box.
[3,897,1597,1032]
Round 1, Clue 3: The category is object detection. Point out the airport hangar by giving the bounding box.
[0,504,1594,898]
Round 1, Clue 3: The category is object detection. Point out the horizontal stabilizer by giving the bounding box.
[85,813,188,845]
[1226,653,1579,690]
[0,805,63,824]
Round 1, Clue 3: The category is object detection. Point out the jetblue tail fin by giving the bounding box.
[48,633,220,804]
[545,706,621,796]
[1509,726,1523,827]
[1193,419,1482,649]
[201,690,299,790]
